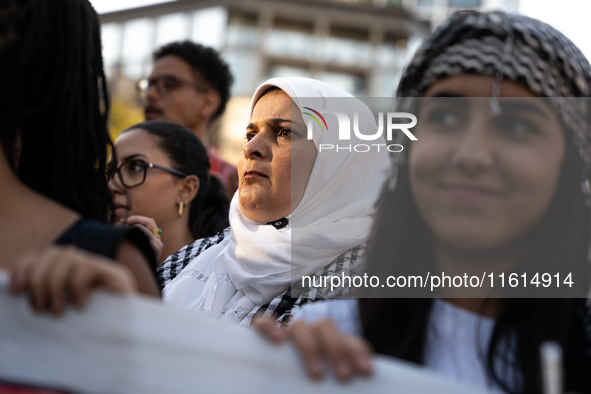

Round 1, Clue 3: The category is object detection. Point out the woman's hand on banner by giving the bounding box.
[10,246,136,315]
[253,315,374,381]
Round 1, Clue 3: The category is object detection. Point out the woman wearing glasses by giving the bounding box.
[108,120,230,266]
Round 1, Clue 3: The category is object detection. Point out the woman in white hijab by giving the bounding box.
[157,77,391,325]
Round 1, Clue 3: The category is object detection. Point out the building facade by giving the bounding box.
[99,0,516,163]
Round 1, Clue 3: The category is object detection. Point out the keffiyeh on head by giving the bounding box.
[396,10,591,178]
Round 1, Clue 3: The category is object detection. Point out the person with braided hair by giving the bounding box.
[0,0,160,317]
[256,10,591,394]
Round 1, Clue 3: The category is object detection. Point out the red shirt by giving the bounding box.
[208,146,238,195]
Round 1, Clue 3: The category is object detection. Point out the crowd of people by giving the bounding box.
[1,0,591,393]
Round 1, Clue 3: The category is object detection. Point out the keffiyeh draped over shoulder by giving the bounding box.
[161,77,391,325]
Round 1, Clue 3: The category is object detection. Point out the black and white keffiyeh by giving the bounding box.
[157,229,366,326]
[395,10,591,178]
[157,228,231,289]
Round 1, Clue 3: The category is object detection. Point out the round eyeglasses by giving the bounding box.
[106,160,188,188]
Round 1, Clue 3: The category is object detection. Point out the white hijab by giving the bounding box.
[163,77,391,322]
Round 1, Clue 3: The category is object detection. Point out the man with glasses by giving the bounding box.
[138,41,237,193]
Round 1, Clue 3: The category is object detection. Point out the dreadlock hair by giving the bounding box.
[0,0,111,221]
[121,121,230,239]
[153,41,233,120]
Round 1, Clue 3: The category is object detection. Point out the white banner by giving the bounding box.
[0,270,488,394]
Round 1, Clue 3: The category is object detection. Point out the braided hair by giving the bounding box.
[121,120,230,239]
[0,0,111,221]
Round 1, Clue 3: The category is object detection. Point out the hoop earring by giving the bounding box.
[178,201,184,217]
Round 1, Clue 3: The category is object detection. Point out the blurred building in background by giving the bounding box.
[411,0,519,29]
[99,0,518,164]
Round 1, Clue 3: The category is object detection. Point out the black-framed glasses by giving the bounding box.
[136,75,211,98]
[106,159,188,188]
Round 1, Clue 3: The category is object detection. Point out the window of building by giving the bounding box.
[323,27,371,67]
[227,14,259,48]
[224,49,261,95]
[266,20,314,60]
[449,0,482,6]
[267,64,311,79]
[319,70,366,96]
[155,13,190,47]
[121,18,154,79]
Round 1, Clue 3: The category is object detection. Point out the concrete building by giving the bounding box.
[407,0,519,30]
[98,0,515,162]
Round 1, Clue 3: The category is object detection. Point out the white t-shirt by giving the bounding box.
[293,299,517,393]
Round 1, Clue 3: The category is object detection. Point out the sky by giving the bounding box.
[91,0,174,14]
[519,0,591,62]
[91,0,591,61]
